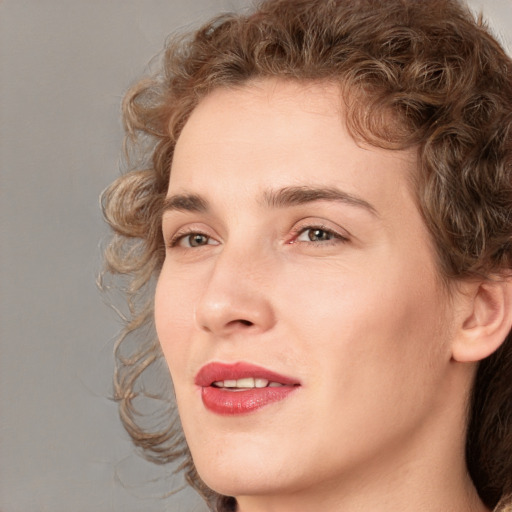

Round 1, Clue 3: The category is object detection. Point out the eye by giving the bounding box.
[297,227,336,242]
[294,225,348,244]
[170,231,219,248]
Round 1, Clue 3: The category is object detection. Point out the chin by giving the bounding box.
[200,471,302,501]
[190,440,299,498]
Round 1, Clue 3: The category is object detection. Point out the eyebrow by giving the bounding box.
[161,193,209,214]
[262,186,378,215]
[161,186,378,217]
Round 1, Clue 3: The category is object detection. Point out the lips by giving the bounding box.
[195,362,300,415]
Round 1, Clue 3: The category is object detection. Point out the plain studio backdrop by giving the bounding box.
[0,1,511,511]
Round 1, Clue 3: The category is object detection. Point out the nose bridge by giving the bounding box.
[194,237,275,336]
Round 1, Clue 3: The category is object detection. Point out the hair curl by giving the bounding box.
[101,0,512,510]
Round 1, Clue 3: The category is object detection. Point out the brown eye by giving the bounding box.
[293,225,348,246]
[307,228,333,242]
[184,233,210,247]
[297,228,335,242]
[169,229,220,249]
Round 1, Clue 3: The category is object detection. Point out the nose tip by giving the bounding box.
[194,283,275,337]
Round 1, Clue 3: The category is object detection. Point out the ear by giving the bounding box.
[451,276,512,363]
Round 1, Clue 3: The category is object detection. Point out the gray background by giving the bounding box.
[0,1,511,511]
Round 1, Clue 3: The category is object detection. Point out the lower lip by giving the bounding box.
[200,385,298,415]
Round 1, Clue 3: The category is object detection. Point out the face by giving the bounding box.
[155,80,456,503]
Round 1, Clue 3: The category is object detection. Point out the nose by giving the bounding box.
[194,247,276,337]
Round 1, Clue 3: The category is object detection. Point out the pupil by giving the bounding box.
[309,229,331,241]
[190,234,207,247]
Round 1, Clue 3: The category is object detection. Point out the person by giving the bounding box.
[101,0,512,510]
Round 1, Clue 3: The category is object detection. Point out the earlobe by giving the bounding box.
[452,277,512,363]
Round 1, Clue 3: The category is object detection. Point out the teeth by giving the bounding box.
[236,378,255,388]
[254,378,268,388]
[212,378,282,389]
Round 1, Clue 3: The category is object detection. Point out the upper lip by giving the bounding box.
[195,362,301,387]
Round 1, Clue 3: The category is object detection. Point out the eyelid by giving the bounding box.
[165,224,220,248]
[287,220,350,245]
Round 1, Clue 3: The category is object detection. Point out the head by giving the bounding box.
[102,0,512,510]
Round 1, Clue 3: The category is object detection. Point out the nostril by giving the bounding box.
[236,319,254,327]
[223,319,253,329]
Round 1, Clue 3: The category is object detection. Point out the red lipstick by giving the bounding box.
[195,362,300,415]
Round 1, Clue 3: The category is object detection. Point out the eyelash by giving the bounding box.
[168,227,216,248]
[290,224,349,246]
[167,223,348,250]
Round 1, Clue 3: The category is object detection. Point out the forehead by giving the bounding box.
[189,79,345,123]
[173,80,344,169]
[169,79,417,196]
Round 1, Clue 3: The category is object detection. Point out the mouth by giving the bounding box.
[195,362,300,415]
[212,378,287,389]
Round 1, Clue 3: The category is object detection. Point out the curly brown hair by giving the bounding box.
[101,0,512,510]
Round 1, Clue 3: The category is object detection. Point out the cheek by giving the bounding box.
[281,252,450,395]
[154,266,197,378]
